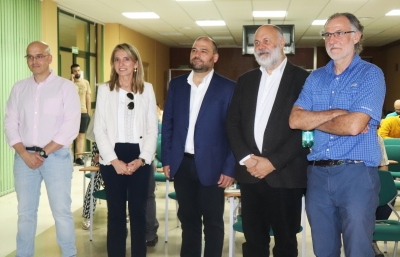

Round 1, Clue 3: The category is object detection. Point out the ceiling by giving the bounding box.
[54,0,400,48]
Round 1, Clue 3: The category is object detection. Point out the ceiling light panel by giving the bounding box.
[196,20,226,26]
[122,12,160,19]
[252,11,286,18]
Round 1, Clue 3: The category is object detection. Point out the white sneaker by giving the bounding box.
[82,219,90,230]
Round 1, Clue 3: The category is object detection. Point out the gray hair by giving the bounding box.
[324,13,364,54]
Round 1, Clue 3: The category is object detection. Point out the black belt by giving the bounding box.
[25,146,43,152]
[310,160,363,167]
[184,152,195,159]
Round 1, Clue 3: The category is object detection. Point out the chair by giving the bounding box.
[228,192,306,257]
[384,138,400,146]
[79,165,100,241]
[373,170,400,257]
[385,145,400,172]
[168,191,180,228]
[153,133,176,243]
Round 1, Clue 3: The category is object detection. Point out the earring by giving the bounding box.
[134,68,137,73]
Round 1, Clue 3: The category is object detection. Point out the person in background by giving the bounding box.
[385,99,400,118]
[226,25,309,257]
[71,63,91,165]
[378,115,400,138]
[94,43,158,257]
[289,13,386,257]
[162,36,235,257]
[81,112,103,230]
[4,41,80,257]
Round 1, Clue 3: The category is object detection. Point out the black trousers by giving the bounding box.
[240,180,305,257]
[174,156,225,257]
[101,143,150,257]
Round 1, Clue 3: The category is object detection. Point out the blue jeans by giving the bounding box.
[306,163,379,257]
[14,148,76,257]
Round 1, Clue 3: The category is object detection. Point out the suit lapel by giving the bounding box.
[197,74,219,121]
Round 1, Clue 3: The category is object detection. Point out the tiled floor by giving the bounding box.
[1,165,399,257]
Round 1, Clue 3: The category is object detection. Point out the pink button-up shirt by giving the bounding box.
[4,71,81,149]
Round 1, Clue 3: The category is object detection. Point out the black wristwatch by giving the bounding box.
[39,150,48,158]
[140,158,146,166]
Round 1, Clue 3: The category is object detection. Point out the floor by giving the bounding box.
[0,164,398,257]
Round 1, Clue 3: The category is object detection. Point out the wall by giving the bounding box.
[103,24,170,106]
[383,41,400,112]
[0,0,42,196]
[42,0,58,74]
[171,47,316,82]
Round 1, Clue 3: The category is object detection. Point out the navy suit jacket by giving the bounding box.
[162,72,236,186]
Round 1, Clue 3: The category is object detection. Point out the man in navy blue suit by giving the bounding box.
[162,36,236,257]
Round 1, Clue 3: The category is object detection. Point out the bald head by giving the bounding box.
[26,41,50,55]
[193,36,218,54]
[394,100,400,115]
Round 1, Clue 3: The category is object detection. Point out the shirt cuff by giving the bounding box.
[239,155,251,165]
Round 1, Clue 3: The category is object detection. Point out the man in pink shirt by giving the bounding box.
[4,41,80,257]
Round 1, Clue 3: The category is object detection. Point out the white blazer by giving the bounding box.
[94,82,158,165]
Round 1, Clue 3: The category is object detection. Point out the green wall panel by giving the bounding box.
[0,0,42,196]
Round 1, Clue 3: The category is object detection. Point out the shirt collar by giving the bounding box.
[326,54,361,76]
[30,69,56,85]
[187,69,214,86]
[259,57,287,76]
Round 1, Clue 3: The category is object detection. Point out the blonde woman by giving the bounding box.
[94,43,158,257]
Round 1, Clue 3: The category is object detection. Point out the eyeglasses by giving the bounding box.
[321,31,355,40]
[127,93,134,110]
[24,54,50,61]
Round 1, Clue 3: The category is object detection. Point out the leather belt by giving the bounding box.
[184,152,195,159]
[25,146,43,152]
[310,160,363,167]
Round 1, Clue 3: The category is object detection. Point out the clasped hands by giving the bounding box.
[244,155,275,179]
[111,158,143,175]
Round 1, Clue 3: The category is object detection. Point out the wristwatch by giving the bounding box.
[140,158,146,166]
[39,149,48,158]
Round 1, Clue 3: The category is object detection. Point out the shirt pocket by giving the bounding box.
[43,98,63,116]
[312,90,330,111]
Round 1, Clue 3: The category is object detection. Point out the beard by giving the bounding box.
[74,73,81,79]
[189,57,211,73]
[254,45,282,70]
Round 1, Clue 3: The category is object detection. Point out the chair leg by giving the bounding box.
[175,200,180,227]
[301,195,306,257]
[384,241,388,253]
[393,241,398,257]
[164,180,169,243]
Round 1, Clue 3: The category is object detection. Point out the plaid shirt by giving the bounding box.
[294,54,386,167]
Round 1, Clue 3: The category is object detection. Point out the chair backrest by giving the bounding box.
[385,145,400,171]
[384,138,400,146]
[156,134,162,163]
[377,170,398,207]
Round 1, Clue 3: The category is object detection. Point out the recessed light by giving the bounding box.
[386,10,400,16]
[122,12,159,19]
[312,20,327,25]
[196,20,226,26]
[252,11,286,18]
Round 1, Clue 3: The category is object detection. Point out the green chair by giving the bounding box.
[385,145,400,172]
[373,170,400,257]
[384,138,400,146]
[168,192,180,228]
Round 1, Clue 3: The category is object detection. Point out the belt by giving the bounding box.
[25,146,43,152]
[184,152,195,159]
[310,160,363,167]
